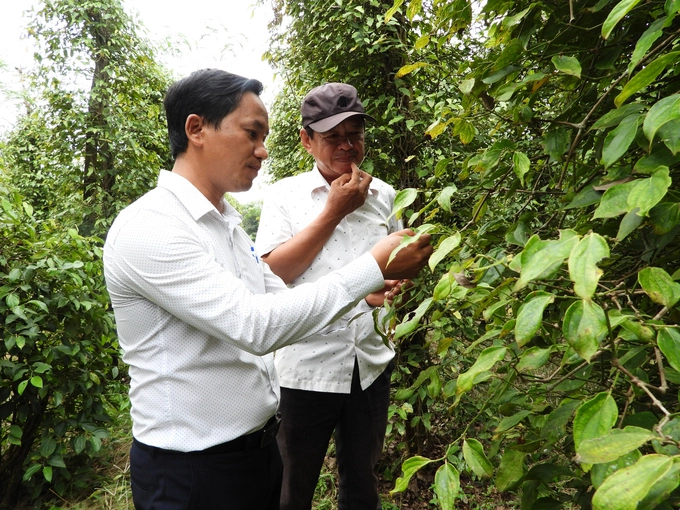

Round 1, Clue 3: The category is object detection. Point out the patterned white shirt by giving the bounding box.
[255,166,401,393]
[103,170,384,451]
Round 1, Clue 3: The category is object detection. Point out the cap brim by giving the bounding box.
[307,111,376,132]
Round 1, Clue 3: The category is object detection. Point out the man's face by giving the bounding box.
[301,116,365,183]
[202,91,269,194]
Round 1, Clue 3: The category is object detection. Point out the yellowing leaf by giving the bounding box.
[396,61,429,78]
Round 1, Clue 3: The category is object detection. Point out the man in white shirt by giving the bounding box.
[255,83,404,510]
[103,70,432,510]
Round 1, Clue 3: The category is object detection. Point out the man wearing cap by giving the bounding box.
[256,83,402,510]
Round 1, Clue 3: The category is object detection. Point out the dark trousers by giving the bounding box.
[130,434,283,510]
[278,360,393,510]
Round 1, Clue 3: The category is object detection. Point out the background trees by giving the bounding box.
[1,0,171,507]
[267,0,680,507]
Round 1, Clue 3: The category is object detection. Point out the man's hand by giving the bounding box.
[370,229,433,280]
[365,279,411,307]
[323,163,372,221]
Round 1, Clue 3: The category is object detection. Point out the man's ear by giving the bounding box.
[185,114,205,148]
[300,128,314,155]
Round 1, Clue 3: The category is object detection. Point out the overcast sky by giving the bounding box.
[0,0,278,202]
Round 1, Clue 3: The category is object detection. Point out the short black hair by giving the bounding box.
[164,69,264,159]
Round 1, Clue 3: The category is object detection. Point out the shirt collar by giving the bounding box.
[157,170,242,226]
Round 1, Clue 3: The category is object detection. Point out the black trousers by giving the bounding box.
[277,360,393,510]
[130,430,283,509]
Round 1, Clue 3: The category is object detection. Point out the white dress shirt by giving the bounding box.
[255,166,401,394]
[103,171,384,452]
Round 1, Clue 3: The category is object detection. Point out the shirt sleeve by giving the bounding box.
[104,208,384,357]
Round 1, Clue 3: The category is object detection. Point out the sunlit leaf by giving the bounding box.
[455,346,506,402]
[394,298,432,340]
[592,455,673,510]
[602,0,643,39]
[385,0,405,22]
[628,16,668,74]
[429,233,462,271]
[395,61,429,78]
[568,233,610,300]
[615,53,680,106]
[577,427,656,464]
[517,346,552,372]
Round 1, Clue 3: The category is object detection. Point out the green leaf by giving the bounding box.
[43,466,53,483]
[628,17,668,74]
[514,230,579,290]
[433,463,460,509]
[627,166,671,216]
[463,439,494,478]
[494,39,524,69]
[394,298,433,340]
[495,449,526,492]
[568,233,610,300]
[563,300,608,362]
[602,114,640,168]
[667,0,680,14]
[592,455,673,510]
[392,455,434,493]
[414,34,429,50]
[406,0,422,20]
[30,376,43,389]
[459,78,475,95]
[391,187,418,220]
[385,0,404,22]
[602,0,643,39]
[649,202,680,234]
[615,53,680,106]
[455,346,506,402]
[18,380,29,396]
[515,291,554,347]
[593,180,638,218]
[552,55,582,78]
[436,185,457,213]
[617,209,644,240]
[542,128,571,163]
[517,346,552,372]
[512,151,530,186]
[577,427,656,464]
[658,328,680,375]
[395,62,429,78]
[642,94,680,147]
[22,464,42,482]
[496,410,532,433]
[591,103,645,130]
[574,392,618,450]
[638,267,680,307]
[429,233,461,271]
[40,437,57,458]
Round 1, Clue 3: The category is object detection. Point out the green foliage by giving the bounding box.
[0,184,119,507]
[268,0,680,507]
[3,0,173,237]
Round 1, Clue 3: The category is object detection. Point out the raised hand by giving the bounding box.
[370,229,433,281]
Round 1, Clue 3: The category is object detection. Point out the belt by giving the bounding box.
[133,413,281,456]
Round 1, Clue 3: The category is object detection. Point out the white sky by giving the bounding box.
[0,0,278,203]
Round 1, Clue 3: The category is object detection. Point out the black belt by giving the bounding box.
[133,413,281,456]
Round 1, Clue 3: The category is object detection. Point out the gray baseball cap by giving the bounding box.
[301,83,375,132]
